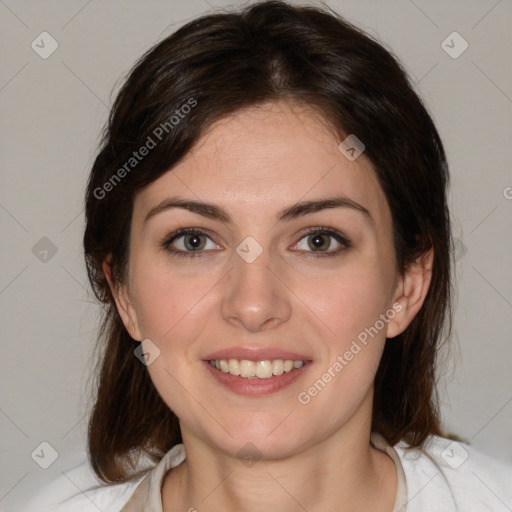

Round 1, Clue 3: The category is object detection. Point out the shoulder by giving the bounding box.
[17,450,150,512]
[394,435,512,511]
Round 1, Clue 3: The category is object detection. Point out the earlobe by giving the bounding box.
[386,248,434,339]
[102,258,143,341]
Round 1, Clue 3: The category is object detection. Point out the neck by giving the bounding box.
[162,395,397,512]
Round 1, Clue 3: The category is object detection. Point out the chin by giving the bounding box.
[199,418,313,462]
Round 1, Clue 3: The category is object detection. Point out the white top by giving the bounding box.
[17,434,512,511]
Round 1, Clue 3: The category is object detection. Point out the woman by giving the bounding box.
[23,1,512,510]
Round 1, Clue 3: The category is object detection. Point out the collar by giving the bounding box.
[120,443,186,512]
[370,432,408,512]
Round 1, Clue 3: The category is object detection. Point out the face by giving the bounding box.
[110,100,423,460]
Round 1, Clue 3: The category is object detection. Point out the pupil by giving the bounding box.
[187,234,203,250]
[310,234,327,250]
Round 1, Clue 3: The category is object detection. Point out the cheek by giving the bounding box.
[131,267,216,420]
[294,266,392,423]
[301,258,394,343]
[130,261,222,367]
[295,256,394,392]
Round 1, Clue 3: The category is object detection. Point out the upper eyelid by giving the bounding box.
[162,227,218,248]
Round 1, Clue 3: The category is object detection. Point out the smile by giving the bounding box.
[209,358,305,379]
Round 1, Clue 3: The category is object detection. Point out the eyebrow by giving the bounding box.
[144,195,372,225]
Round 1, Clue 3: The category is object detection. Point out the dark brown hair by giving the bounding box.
[84,0,453,484]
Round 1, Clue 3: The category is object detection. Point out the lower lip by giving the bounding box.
[202,360,310,396]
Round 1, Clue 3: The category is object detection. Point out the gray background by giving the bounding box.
[1,0,511,509]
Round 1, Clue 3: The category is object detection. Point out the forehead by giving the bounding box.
[133,100,391,228]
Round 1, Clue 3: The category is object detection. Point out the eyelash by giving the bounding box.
[161,227,351,259]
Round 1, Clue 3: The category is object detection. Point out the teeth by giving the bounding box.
[228,359,240,375]
[283,360,294,372]
[272,359,284,375]
[209,358,306,379]
[255,360,273,378]
[240,360,256,378]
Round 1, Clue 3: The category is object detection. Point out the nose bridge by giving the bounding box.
[234,235,273,286]
[221,235,291,331]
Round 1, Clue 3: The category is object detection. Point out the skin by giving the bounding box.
[105,100,433,511]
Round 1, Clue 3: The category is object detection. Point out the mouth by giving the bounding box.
[202,348,312,395]
[207,358,307,379]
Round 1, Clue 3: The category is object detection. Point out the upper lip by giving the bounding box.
[203,347,312,362]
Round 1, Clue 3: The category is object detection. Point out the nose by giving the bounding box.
[220,243,292,333]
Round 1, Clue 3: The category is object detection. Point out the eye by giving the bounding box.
[161,228,220,258]
[161,226,351,259]
[293,227,351,258]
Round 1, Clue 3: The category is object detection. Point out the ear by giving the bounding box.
[103,257,143,341]
[386,248,434,339]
